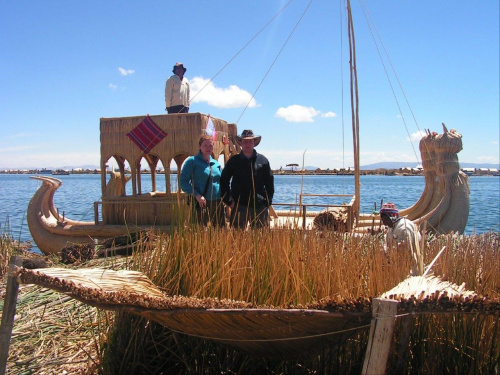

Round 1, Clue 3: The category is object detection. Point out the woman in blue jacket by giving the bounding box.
[180,135,225,227]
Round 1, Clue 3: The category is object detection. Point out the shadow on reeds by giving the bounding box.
[103,313,370,374]
[99,228,499,374]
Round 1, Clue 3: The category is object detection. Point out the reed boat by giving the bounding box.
[27,1,470,257]
[27,117,470,255]
[36,168,53,175]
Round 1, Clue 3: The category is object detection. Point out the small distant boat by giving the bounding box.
[37,168,53,175]
[52,169,70,175]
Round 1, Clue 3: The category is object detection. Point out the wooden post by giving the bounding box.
[0,256,23,375]
[362,298,399,375]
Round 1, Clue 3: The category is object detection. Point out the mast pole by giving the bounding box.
[347,0,361,222]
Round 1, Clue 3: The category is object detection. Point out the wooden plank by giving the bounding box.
[362,298,399,375]
[0,256,23,375]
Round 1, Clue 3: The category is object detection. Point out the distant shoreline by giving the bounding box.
[1,168,498,177]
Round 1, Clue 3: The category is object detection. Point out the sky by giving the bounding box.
[1,0,498,171]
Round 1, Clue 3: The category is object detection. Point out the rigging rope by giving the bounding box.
[358,0,422,165]
[189,0,314,125]
[340,0,346,195]
[189,0,296,106]
[167,323,372,343]
[235,0,314,124]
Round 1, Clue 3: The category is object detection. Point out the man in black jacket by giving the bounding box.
[221,129,274,228]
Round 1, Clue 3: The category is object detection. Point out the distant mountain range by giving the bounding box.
[359,162,499,170]
[300,162,500,171]
[3,165,102,171]
[59,165,101,170]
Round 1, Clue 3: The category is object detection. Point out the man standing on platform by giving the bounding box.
[221,130,274,229]
[165,62,190,114]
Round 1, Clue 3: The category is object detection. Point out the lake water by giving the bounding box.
[1,174,498,253]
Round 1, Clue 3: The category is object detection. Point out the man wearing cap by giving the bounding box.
[165,62,190,114]
[220,129,274,228]
[380,202,423,275]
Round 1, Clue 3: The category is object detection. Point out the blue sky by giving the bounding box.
[1,0,498,170]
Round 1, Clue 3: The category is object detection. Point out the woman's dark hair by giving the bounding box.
[198,134,213,146]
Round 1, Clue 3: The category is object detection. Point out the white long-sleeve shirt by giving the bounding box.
[164,74,190,108]
[386,218,420,248]
[386,217,423,275]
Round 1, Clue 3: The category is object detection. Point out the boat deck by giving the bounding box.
[270,214,316,230]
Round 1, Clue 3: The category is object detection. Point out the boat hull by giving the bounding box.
[27,176,171,255]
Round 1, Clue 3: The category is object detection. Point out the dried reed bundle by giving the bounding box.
[1,239,132,375]
[124,228,500,309]
[3,286,108,375]
[380,274,476,299]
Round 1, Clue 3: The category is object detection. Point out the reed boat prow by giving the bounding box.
[356,126,470,235]
[27,175,149,255]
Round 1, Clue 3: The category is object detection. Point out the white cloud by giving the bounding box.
[118,67,135,76]
[108,83,117,90]
[408,130,426,142]
[321,111,337,118]
[190,77,258,108]
[275,105,320,123]
[477,155,499,163]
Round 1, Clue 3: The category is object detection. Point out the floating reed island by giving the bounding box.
[2,228,499,374]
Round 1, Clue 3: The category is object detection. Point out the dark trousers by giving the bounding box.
[193,199,226,227]
[167,105,189,114]
[229,204,269,229]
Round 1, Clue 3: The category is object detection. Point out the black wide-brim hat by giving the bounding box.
[172,62,187,74]
[236,129,261,147]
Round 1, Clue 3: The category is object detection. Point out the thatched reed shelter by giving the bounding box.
[99,113,238,226]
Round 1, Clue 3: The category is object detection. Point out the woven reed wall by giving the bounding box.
[419,135,436,173]
[101,194,186,225]
[434,131,463,176]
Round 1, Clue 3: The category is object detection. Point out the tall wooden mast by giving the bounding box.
[347,0,360,222]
